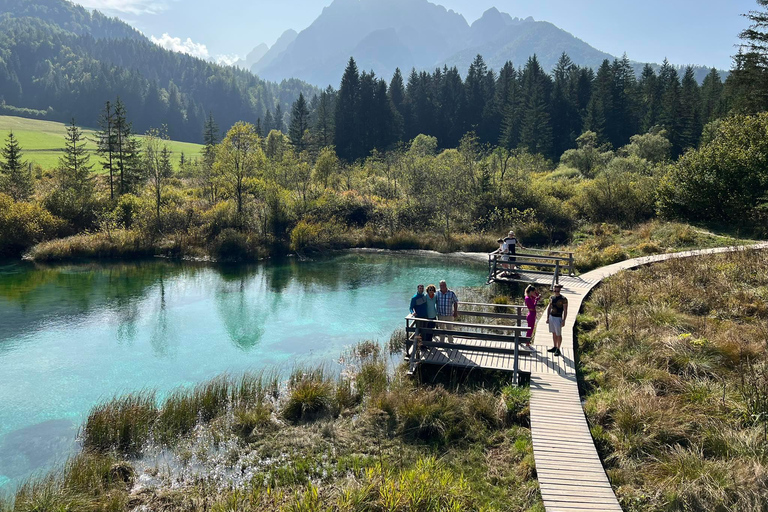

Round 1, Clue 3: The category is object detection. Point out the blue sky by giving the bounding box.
[77,0,755,70]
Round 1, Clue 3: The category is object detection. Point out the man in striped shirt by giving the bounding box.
[436,280,459,342]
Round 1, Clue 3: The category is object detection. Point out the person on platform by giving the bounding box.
[409,284,428,341]
[545,283,568,357]
[436,280,459,342]
[423,284,438,342]
[524,285,541,345]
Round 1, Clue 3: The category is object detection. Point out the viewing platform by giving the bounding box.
[488,248,576,288]
[404,301,575,381]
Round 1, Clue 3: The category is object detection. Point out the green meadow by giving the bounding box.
[0,115,204,171]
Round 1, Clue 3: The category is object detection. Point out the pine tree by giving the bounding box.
[658,59,683,156]
[96,100,117,200]
[263,109,275,134]
[519,55,553,157]
[289,93,311,152]
[498,62,522,151]
[335,57,360,161]
[274,104,285,133]
[314,87,336,148]
[679,67,702,151]
[0,131,33,201]
[113,98,142,195]
[144,127,173,232]
[700,68,724,123]
[638,64,661,132]
[46,119,95,226]
[551,53,577,156]
[388,68,406,141]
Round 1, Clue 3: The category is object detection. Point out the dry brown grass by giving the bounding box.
[580,248,768,511]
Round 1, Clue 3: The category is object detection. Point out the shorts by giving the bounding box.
[548,315,563,336]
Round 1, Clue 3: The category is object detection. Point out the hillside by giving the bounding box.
[0,0,318,143]
[0,115,203,171]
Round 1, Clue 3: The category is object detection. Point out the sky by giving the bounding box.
[75,0,757,70]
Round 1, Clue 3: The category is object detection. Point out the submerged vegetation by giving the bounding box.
[0,341,541,511]
[579,248,768,511]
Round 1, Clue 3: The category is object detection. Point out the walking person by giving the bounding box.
[545,283,568,357]
[524,285,541,345]
[436,280,459,343]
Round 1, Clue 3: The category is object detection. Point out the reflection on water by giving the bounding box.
[0,253,485,489]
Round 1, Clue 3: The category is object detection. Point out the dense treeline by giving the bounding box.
[0,8,317,142]
[302,54,739,162]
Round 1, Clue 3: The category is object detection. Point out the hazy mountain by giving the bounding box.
[254,0,615,86]
[256,0,469,86]
[440,9,614,76]
[251,29,298,74]
[252,1,722,87]
[234,42,268,69]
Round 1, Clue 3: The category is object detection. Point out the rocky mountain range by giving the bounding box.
[242,0,717,87]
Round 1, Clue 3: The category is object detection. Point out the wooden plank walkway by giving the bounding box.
[529,242,768,512]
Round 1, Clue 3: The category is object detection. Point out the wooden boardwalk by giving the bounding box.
[530,243,768,512]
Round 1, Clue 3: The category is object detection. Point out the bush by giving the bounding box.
[212,228,251,261]
[0,193,63,256]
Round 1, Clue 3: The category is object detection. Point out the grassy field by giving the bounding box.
[0,115,204,171]
[579,248,768,511]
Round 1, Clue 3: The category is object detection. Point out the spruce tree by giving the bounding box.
[335,57,361,161]
[96,101,117,200]
[263,110,274,134]
[658,59,683,156]
[0,131,33,201]
[113,98,142,195]
[289,93,311,152]
[700,68,724,123]
[519,56,553,157]
[47,119,95,226]
[388,68,406,141]
[314,87,336,148]
[679,67,702,150]
[273,104,284,133]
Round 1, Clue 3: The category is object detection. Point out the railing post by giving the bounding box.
[568,252,574,276]
[555,260,560,285]
[513,330,520,385]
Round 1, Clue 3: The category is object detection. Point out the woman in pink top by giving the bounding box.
[524,285,541,343]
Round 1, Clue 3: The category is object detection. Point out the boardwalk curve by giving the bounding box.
[528,243,768,512]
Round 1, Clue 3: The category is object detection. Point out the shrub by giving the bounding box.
[0,193,63,256]
[211,228,251,261]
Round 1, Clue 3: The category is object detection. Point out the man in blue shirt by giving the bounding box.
[409,284,428,342]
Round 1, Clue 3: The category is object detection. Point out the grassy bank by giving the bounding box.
[578,248,768,511]
[0,340,542,511]
[22,220,740,266]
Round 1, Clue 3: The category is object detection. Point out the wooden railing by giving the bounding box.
[404,301,533,383]
[488,248,574,284]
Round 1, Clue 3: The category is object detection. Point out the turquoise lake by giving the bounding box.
[0,253,485,490]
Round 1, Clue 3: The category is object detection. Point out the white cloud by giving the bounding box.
[215,54,241,67]
[77,0,170,15]
[151,33,210,59]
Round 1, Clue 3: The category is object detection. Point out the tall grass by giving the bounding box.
[580,248,768,511]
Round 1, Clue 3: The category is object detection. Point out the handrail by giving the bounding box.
[488,248,575,279]
[405,314,528,331]
[461,301,524,309]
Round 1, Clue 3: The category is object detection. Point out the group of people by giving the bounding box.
[408,278,569,358]
[409,280,458,343]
